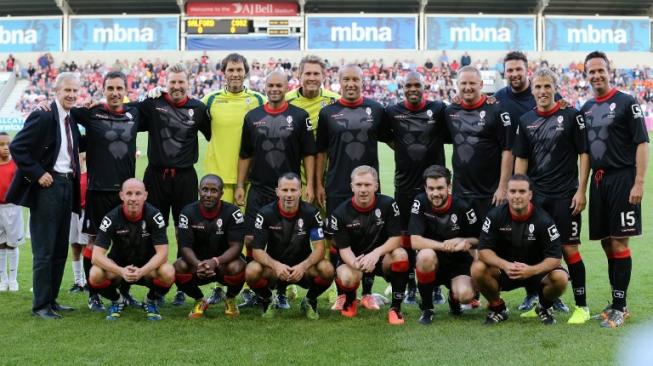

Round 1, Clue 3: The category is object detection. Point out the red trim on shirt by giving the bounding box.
[509,203,534,222]
[404,99,426,111]
[103,103,125,115]
[339,97,364,108]
[199,202,221,220]
[536,102,561,117]
[432,195,452,214]
[460,95,487,110]
[278,200,299,219]
[263,101,289,115]
[595,88,618,103]
[351,196,376,213]
[163,93,189,107]
[122,204,143,223]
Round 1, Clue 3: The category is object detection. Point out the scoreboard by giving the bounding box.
[185,18,252,34]
[184,17,302,36]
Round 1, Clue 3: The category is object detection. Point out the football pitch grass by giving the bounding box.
[0,135,651,365]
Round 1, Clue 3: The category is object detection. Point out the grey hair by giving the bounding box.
[531,67,558,89]
[166,63,188,78]
[54,72,80,90]
[339,64,363,80]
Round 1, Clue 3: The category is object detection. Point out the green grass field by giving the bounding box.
[0,134,651,365]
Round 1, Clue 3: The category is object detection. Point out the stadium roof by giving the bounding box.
[0,0,651,16]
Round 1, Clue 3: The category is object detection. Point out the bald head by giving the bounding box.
[265,71,288,104]
[122,178,145,192]
[339,64,363,102]
[404,71,425,104]
[119,178,148,218]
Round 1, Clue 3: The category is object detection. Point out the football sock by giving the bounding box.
[148,278,172,300]
[72,259,84,286]
[82,248,96,296]
[336,278,359,307]
[6,248,18,283]
[223,272,246,298]
[0,248,7,283]
[611,249,632,312]
[90,279,120,302]
[390,260,409,310]
[306,275,331,301]
[416,269,436,310]
[175,273,203,300]
[565,252,587,307]
[538,285,553,309]
[362,273,374,295]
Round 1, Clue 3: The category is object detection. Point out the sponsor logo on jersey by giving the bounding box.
[179,214,189,229]
[547,225,560,241]
[466,209,477,224]
[99,217,112,232]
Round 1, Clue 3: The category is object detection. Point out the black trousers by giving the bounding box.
[30,174,73,312]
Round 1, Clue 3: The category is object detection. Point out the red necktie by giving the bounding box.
[64,114,77,175]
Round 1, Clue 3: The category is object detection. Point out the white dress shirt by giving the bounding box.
[53,99,73,174]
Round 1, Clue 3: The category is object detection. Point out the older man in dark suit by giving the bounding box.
[6,72,82,319]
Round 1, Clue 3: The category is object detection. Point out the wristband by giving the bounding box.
[212,257,220,267]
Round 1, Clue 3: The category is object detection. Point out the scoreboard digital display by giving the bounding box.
[186,18,252,34]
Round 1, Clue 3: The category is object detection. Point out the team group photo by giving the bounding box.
[0,0,651,364]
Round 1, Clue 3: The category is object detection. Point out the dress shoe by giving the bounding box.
[51,302,75,312]
[31,308,62,319]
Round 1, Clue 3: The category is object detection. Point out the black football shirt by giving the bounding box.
[72,104,142,191]
[478,203,562,265]
[316,97,385,197]
[382,100,449,193]
[250,201,324,266]
[240,102,316,194]
[330,194,402,256]
[95,202,168,267]
[513,103,588,197]
[580,89,649,170]
[177,201,245,260]
[445,96,512,198]
[136,95,211,168]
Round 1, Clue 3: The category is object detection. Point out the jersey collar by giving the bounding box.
[163,93,189,108]
[432,195,452,214]
[199,202,222,220]
[352,196,376,213]
[278,200,299,219]
[102,103,125,115]
[509,202,534,222]
[535,102,561,117]
[594,88,618,103]
[264,101,289,115]
[122,204,144,223]
[404,98,427,112]
[460,95,487,110]
[339,97,364,108]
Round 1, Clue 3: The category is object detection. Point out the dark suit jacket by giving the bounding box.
[6,101,82,213]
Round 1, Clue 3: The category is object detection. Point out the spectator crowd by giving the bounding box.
[3,52,653,119]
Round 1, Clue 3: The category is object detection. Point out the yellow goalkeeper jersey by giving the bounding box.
[285,87,340,136]
[203,87,266,184]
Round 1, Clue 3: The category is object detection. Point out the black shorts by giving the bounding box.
[435,255,472,288]
[143,165,198,227]
[336,254,390,281]
[83,190,121,235]
[533,194,582,245]
[395,190,421,231]
[499,267,568,292]
[589,168,642,240]
[324,194,350,236]
[244,186,276,236]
